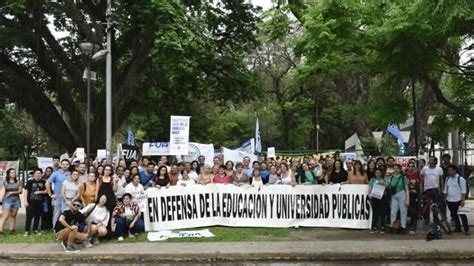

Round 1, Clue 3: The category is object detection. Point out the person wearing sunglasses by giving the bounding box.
[54,199,88,253]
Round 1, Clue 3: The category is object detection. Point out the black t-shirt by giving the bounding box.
[25,179,46,204]
[54,210,86,233]
[330,170,348,184]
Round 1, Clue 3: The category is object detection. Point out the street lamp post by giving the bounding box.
[105,0,113,164]
[78,41,101,171]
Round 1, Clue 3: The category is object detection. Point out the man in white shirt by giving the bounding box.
[420,156,445,220]
[443,165,469,235]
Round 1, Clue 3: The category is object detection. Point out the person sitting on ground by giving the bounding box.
[24,168,47,236]
[213,164,232,184]
[81,195,110,247]
[54,198,88,253]
[124,174,146,211]
[111,193,144,241]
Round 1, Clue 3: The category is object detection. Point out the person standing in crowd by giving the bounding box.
[114,166,127,202]
[54,198,88,253]
[138,158,149,172]
[267,165,280,185]
[47,159,71,226]
[177,170,196,186]
[77,163,87,184]
[169,164,181,186]
[330,160,348,184]
[24,168,47,236]
[125,174,145,208]
[96,165,117,212]
[233,162,250,185]
[300,163,316,184]
[310,159,321,179]
[96,165,105,177]
[366,160,377,181]
[0,168,23,237]
[386,157,396,176]
[213,165,232,184]
[198,155,206,169]
[111,193,144,241]
[404,161,421,233]
[260,162,270,184]
[280,163,296,185]
[444,165,470,235]
[191,160,200,176]
[61,170,81,210]
[41,166,54,231]
[242,156,253,177]
[421,156,445,222]
[389,164,409,234]
[251,169,264,186]
[81,195,110,247]
[139,162,156,188]
[153,166,170,188]
[197,164,213,185]
[79,172,97,206]
[348,160,368,184]
[368,168,389,234]
[224,161,235,179]
[213,156,222,167]
[376,157,386,171]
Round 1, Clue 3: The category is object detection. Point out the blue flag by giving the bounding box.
[387,124,405,147]
[127,127,136,146]
[255,118,261,153]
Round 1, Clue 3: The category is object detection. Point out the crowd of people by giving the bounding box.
[0,153,471,253]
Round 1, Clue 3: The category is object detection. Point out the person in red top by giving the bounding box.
[213,165,232,184]
[404,161,421,233]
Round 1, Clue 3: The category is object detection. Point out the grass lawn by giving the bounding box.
[0,227,316,244]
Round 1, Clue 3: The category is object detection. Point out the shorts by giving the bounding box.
[2,195,21,210]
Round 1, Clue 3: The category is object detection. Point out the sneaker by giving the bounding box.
[453,228,463,233]
[84,240,93,248]
[34,230,42,235]
[400,228,406,235]
[465,231,471,236]
[92,236,100,245]
[61,241,68,252]
[128,233,135,239]
[118,236,124,241]
[370,227,377,234]
[24,231,30,237]
[65,245,80,253]
[10,230,16,235]
[379,228,385,235]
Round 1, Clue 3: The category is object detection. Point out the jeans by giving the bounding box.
[447,201,469,232]
[391,191,408,229]
[52,198,68,226]
[114,216,145,237]
[25,203,43,232]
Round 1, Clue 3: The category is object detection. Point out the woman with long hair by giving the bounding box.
[348,160,368,184]
[329,160,348,184]
[0,168,23,237]
[96,164,117,212]
[153,165,170,188]
[61,170,81,210]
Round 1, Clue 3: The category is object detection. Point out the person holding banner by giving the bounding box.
[300,163,316,184]
[197,165,213,185]
[389,165,409,234]
[232,162,250,186]
[0,168,23,237]
[348,160,368,185]
[169,165,181,186]
[224,161,235,178]
[213,165,232,184]
[267,165,280,185]
[124,175,145,208]
[368,168,390,234]
[366,160,377,181]
[329,160,348,184]
[250,169,264,186]
[177,170,196,186]
[280,163,296,186]
[184,162,198,182]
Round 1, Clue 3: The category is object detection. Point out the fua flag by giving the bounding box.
[255,118,261,153]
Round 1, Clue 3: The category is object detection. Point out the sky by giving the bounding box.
[250,0,274,10]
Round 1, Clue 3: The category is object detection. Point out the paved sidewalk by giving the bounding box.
[1,239,474,262]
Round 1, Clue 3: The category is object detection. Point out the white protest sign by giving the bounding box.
[142,142,170,156]
[76,148,85,162]
[37,157,53,172]
[458,206,470,215]
[267,147,276,158]
[60,153,69,162]
[147,229,214,241]
[97,149,107,161]
[222,147,257,165]
[370,183,385,200]
[144,184,372,231]
[182,143,214,166]
[169,116,190,155]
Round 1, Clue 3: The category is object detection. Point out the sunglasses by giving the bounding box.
[72,204,81,207]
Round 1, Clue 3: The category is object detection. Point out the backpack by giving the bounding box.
[426,224,442,241]
[445,175,470,200]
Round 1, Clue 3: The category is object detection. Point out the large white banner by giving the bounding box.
[142,142,171,156]
[144,184,372,231]
[222,147,257,164]
[169,116,190,155]
[182,143,214,166]
[0,161,20,184]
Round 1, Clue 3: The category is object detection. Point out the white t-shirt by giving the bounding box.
[188,171,199,182]
[115,175,127,198]
[421,165,443,191]
[125,183,146,211]
[81,204,110,226]
[177,179,196,186]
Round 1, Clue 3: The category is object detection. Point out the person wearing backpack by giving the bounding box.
[443,165,470,235]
